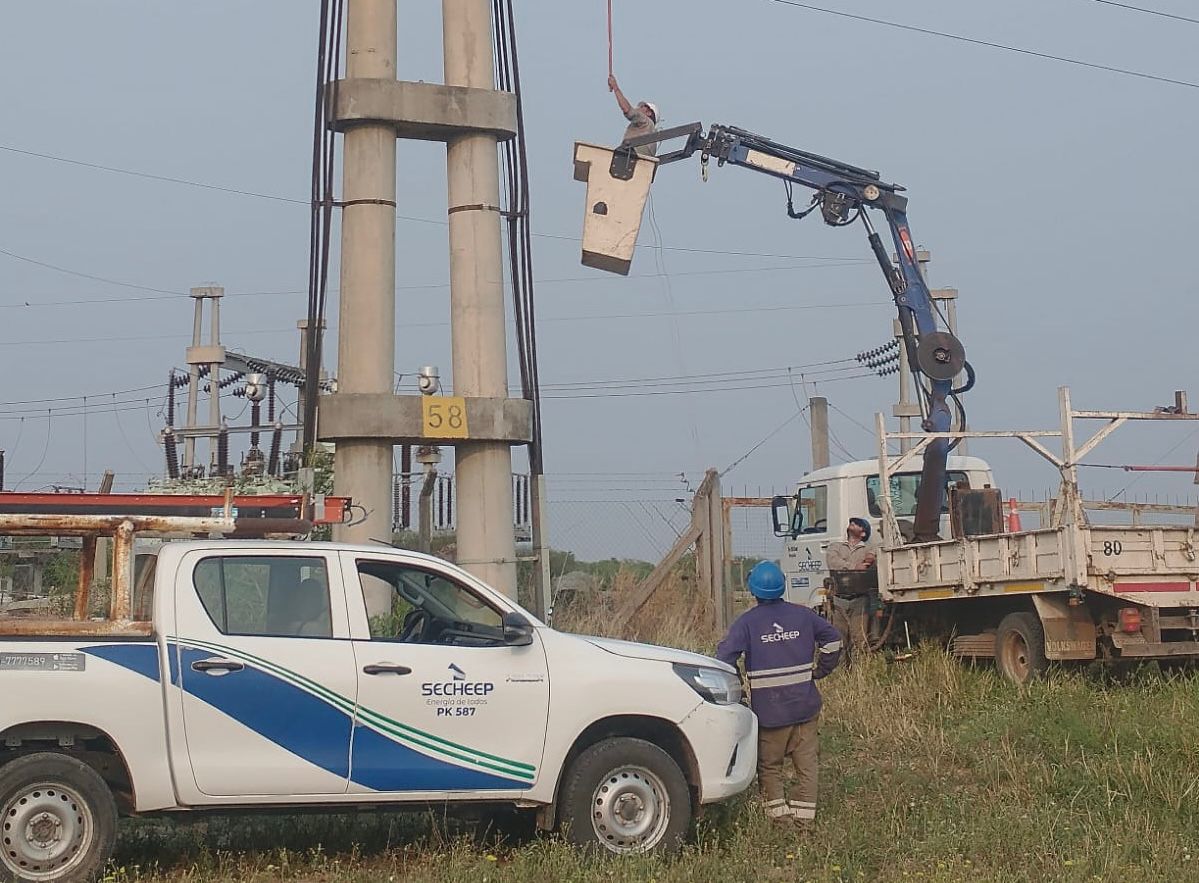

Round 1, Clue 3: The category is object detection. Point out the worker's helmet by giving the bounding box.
[641,101,660,124]
[849,517,872,541]
[747,561,786,600]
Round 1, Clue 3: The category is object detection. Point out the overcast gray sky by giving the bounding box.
[1,1,1196,559]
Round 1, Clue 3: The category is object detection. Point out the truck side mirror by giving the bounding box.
[502,611,534,647]
[771,495,800,539]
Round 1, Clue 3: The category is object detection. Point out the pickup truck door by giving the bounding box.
[172,550,357,797]
[340,553,549,795]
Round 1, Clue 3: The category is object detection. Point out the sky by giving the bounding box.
[1,0,1197,561]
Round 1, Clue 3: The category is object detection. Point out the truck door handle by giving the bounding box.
[362,663,412,676]
[190,658,244,674]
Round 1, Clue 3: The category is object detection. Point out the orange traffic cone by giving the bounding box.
[1007,497,1022,533]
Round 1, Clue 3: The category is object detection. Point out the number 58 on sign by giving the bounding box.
[422,396,469,439]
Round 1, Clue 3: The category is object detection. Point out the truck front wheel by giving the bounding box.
[995,612,1048,685]
[558,737,690,855]
[0,753,117,883]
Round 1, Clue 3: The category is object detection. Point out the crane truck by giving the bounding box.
[574,127,1199,684]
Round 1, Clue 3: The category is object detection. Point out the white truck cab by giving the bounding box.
[776,456,994,606]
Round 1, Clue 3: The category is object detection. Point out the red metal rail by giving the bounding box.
[0,493,350,525]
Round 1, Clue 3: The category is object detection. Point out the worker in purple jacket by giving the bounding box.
[717,560,843,829]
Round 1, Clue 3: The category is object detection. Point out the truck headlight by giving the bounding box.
[673,664,743,706]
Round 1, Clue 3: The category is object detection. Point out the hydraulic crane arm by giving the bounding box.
[617,123,973,540]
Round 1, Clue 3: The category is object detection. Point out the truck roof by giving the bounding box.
[796,455,993,485]
[154,539,449,562]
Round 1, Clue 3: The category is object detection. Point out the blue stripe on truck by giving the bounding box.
[348,722,530,791]
[177,646,353,780]
[80,643,160,682]
[82,642,528,790]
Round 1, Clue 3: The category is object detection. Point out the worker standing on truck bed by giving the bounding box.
[826,517,878,652]
[716,561,843,829]
[826,517,876,571]
[608,74,659,155]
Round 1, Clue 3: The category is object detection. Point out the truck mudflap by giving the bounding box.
[1031,595,1096,660]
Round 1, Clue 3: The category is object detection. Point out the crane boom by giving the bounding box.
[604,123,973,539]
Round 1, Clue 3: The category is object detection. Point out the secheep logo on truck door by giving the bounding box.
[422,663,494,717]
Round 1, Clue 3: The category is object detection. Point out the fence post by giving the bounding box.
[705,470,727,630]
[693,475,712,619]
[721,497,734,629]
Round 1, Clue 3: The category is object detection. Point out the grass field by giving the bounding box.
[105,645,1199,883]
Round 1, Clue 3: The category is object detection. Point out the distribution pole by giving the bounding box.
[810,396,830,470]
[331,0,398,544]
[442,0,518,596]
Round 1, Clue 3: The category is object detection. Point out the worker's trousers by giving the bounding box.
[758,717,819,823]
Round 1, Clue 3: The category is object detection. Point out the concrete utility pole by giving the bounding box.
[442,0,517,594]
[319,0,531,596]
[330,0,398,544]
[810,396,830,470]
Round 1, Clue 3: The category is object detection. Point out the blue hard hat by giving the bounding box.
[849,517,872,542]
[747,560,786,600]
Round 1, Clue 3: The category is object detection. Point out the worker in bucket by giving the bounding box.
[826,517,876,571]
[716,561,842,829]
[608,74,659,156]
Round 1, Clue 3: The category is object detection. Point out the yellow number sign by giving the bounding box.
[421,396,468,439]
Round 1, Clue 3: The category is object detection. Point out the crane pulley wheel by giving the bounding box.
[916,332,966,381]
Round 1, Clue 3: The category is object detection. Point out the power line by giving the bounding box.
[0,248,183,295]
[721,408,808,476]
[1088,0,1199,25]
[0,383,162,407]
[0,298,892,347]
[539,358,858,391]
[767,0,1199,90]
[0,142,873,263]
[539,367,864,394]
[0,260,873,311]
[0,145,309,206]
[542,372,878,400]
[829,400,878,439]
[0,400,160,422]
[0,394,162,417]
[1108,424,1199,500]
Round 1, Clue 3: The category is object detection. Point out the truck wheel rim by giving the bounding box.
[1001,631,1030,682]
[1,783,94,881]
[590,765,671,853]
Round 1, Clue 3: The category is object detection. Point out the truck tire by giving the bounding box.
[995,611,1048,685]
[0,753,117,883]
[558,737,690,856]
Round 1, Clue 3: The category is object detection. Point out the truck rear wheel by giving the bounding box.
[558,737,690,856]
[995,612,1048,685]
[0,753,117,883]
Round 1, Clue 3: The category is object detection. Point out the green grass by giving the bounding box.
[102,650,1199,883]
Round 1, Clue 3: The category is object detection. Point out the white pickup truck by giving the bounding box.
[0,529,755,881]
